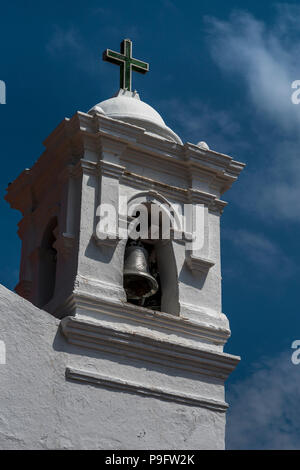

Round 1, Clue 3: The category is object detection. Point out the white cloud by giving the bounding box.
[205,8,300,130]
[227,350,300,449]
[46,26,100,76]
[223,229,296,279]
[204,6,300,222]
[46,27,82,55]
[46,22,141,80]
[159,98,246,156]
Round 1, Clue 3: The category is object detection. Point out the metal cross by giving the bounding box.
[103,39,149,92]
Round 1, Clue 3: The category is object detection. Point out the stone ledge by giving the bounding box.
[62,289,231,348]
[186,254,215,274]
[61,316,240,380]
[65,366,229,413]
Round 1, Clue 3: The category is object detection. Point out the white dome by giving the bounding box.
[88,89,182,144]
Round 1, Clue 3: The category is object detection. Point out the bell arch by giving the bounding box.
[123,191,180,315]
[38,217,58,308]
[127,190,182,235]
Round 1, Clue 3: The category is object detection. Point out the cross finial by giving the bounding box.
[103,39,149,92]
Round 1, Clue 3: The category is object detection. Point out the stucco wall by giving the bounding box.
[0,284,226,450]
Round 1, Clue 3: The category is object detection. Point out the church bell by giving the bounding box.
[123,241,158,300]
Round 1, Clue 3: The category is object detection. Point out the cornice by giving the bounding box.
[4,110,245,216]
[184,142,233,166]
[184,142,245,194]
[99,160,125,179]
[61,290,231,347]
[121,170,189,203]
[188,189,216,205]
[121,147,186,181]
[66,367,229,412]
[121,172,228,215]
[211,199,228,214]
[88,112,145,143]
[76,111,182,160]
[80,159,97,176]
[61,315,239,380]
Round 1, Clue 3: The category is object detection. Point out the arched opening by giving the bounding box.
[123,199,179,315]
[38,217,58,307]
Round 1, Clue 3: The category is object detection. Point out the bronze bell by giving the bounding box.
[124,241,158,300]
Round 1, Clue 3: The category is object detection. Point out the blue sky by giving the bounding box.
[1,0,300,449]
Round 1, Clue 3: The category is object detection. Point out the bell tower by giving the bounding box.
[5,39,245,449]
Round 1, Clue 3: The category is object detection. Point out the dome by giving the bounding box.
[88,89,182,144]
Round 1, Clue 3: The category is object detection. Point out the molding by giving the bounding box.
[179,302,229,327]
[80,159,98,176]
[122,171,228,215]
[74,275,126,304]
[61,315,240,379]
[186,254,215,274]
[92,232,119,247]
[211,199,228,215]
[188,189,216,206]
[122,170,188,204]
[99,160,125,179]
[184,143,245,194]
[96,113,146,142]
[121,147,186,182]
[99,135,128,156]
[188,190,227,215]
[78,112,245,196]
[65,367,229,413]
[64,289,231,345]
[5,110,245,217]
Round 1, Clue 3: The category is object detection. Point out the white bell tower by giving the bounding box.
[5,39,245,449]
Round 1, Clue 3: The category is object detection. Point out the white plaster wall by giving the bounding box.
[179,211,222,315]
[120,151,187,190]
[0,284,226,450]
